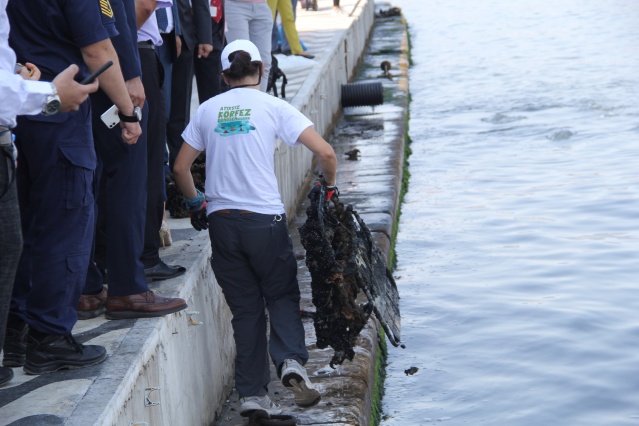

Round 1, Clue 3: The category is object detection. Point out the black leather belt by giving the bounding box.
[138,41,155,49]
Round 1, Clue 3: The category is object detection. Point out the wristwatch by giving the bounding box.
[118,106,142,123]
[42,83,61,116]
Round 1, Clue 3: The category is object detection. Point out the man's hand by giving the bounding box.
[120,120,142,145]
[125,77,146,108]
[198,43,213,59]
[176,35,182,58]
[17,62,40,80]
[52,64,99,112]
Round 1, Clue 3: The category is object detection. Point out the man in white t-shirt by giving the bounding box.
[173,39,337,417]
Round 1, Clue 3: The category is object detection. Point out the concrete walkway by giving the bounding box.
[0,1,408,425]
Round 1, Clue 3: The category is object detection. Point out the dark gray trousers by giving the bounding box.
[0,145,23,346]
[209,210,308,397]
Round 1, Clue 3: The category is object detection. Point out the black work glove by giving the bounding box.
[190,202,209,231]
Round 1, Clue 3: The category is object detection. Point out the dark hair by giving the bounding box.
[222,50,262,81]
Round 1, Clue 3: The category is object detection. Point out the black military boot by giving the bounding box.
[23,330,107,375]
[2,317,28,367]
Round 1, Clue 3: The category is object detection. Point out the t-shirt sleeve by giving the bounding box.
[276,101,314,147]
[65,0,112,47]
[182,107,207,152]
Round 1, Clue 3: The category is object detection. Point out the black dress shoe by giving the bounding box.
[144,260,186,281]
[23,331,107,375]
[0,366,14,387]
[3,318,28,367]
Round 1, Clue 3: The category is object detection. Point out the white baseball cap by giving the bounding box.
[221,39,262,71]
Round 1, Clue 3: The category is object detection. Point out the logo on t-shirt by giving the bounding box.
[215,105,255,136]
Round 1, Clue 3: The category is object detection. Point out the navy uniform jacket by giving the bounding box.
[108,0,141,81]
[7,0,115,81]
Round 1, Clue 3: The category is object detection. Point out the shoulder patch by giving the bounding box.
[100,0,114,18]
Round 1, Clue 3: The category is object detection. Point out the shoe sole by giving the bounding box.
[23,351,107,375]
[77,307,106,320]
[282,374,321,407]
[144,268,186,282]
[104,303,187,320]
[2,353,26,368]
[239,407,283,417]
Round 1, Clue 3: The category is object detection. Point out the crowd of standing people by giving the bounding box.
[1,0,336,418]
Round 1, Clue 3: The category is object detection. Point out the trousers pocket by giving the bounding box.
[59,145,96,209]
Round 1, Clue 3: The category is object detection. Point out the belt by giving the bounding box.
[138,41,155,49]
[0,126,12,146]
[214,209,255,215]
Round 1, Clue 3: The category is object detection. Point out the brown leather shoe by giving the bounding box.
[77,286,108,320]
[104,291,187,320]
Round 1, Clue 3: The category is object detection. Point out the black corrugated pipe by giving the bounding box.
[341,82,384,107]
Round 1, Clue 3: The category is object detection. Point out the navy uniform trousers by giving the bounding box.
[83,90,149,297]
[10,103,95,335]
[208,211,309,397]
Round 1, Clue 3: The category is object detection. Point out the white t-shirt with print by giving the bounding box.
[182,88,313,215]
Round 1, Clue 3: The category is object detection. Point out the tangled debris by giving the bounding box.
[165,154,206,218]
[299,184,401,367]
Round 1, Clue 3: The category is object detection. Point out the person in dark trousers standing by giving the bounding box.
[3,0,141,375]
[194,0,226,103]
[0,0,99,386]
[173,40,337,416]
[136,0,187,280]
[77,0,188,321]
[166,0,212,170]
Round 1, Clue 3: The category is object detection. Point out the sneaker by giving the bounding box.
[239,395,282,417]
[281,359,321,407]
[2,318,28,367]
[23,331,107,375]
[77,286,108,320]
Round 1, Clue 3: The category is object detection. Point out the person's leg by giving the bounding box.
[225,0,252,43]
[270,12,280,53]
[91,90,149,297]
[273,0,303,55]
[0,141,23,371]
[194,49,223,103]
[140,48,169,270]
[280,0,298,54]
[239,213,308,369]
[209,212,271,398]
[167,44,195,171]
[248,2,273,91]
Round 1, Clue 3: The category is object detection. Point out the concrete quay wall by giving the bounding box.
[276,0,376,218]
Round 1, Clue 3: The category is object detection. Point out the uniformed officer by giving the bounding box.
[77,0,188,320]
[0,0,101,387]
[3,0,141,374]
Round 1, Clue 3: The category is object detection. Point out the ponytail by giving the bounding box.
[222,50,262,81]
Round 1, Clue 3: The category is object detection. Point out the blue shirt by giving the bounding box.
[7,0,113,81]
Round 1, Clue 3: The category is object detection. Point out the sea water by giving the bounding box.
[381,1,639,425]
